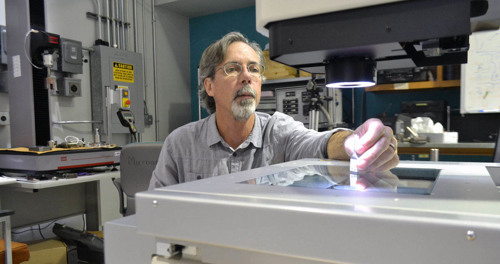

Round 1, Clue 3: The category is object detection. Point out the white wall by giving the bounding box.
[0,0,4,25]
[155,6,191,140]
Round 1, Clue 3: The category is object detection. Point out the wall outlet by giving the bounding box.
[0,112,9,125]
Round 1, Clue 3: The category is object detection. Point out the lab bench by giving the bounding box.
[0,168,121,231]
[398,142,495,162]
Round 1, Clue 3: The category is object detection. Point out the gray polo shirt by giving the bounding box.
[149,111,342,189]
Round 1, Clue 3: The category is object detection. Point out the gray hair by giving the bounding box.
[198,32,264,114]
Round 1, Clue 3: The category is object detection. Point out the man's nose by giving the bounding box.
[239,66,253,83]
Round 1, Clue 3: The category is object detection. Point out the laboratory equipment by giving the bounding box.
[90,46,144,139]
[275,82,330,127]
[117,110,137,134]
[274,77,343,130]
[256,0,490,87]
[401,100,448,129]
[105,159,500,264]
[0,147,120,175]
[5,0,87,146]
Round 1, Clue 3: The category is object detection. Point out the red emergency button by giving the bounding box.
[126,99,131,106]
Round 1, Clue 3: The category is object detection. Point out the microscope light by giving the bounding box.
[326,81,376,89]
[325,57,376,89]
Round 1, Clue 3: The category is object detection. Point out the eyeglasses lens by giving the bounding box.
[223,63,264,77]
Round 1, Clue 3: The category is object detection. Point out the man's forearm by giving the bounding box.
[327,130,353,160]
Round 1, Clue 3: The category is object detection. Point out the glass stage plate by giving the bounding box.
[240,165,440,195]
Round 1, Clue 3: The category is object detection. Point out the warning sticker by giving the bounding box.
[113,62,134,83]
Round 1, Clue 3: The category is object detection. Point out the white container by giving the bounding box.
[420,132,458,143]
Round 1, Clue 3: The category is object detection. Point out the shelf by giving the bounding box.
[398,147,493,156]
[397,142,495,156]
[366,66,461,92]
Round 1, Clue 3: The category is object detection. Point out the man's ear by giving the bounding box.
[204,77,215,97]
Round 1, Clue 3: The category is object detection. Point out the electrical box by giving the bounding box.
[59,38,83,74]
[90,46,144,136]
[0,112,9,125]
[57,77,81,97]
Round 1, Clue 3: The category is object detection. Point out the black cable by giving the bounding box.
[38,224,46,239]
[12,219,58,234]
[144,100,149,115]
[82,213,86,232]
[11,227,39,235]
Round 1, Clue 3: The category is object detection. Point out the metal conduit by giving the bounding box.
[132,0,138,52]
[110,0,116,47]
[152,0,159,140]
[106,0,111,44]
[121,0,126,49]
[95,0,103,40]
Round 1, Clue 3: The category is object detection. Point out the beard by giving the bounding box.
[231,84,257,121]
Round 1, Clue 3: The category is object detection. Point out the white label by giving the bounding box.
[114,151,121,157]
[12,55,21,78]
[156,242,171,257]
[394,83,409,90]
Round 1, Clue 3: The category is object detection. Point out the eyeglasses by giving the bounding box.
[216,62,265,77]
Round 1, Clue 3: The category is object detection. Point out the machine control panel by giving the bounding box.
[276,86,329,125]
[282,97,299,115]
[116,86,131,110]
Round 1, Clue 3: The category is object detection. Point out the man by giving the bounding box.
[149,32,399,189]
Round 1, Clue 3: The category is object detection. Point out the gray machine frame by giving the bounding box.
[107,159,500,264]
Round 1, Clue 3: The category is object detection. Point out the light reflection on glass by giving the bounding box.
[240,165,440,195]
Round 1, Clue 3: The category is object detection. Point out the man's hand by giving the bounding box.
[344,118,399,171]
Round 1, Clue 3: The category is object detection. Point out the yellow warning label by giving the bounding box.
[113,62,134,83]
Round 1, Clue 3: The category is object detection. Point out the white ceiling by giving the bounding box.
[155,0,255,18]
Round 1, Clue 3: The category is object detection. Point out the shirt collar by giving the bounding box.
[207,114,222,147]
[206,113,263,149]
[246,113,262,148]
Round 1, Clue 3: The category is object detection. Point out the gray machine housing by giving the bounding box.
[90,45,144,137]
[125,159,500,264]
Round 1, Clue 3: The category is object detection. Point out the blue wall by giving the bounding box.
[189,7,462,126]
[189,6,268,121]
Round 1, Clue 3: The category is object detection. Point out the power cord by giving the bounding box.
[23,29,44,69]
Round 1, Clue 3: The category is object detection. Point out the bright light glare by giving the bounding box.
[326,81,376,88]
[355,183,367,191]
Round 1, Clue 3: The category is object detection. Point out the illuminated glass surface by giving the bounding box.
[240,165,440,195]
